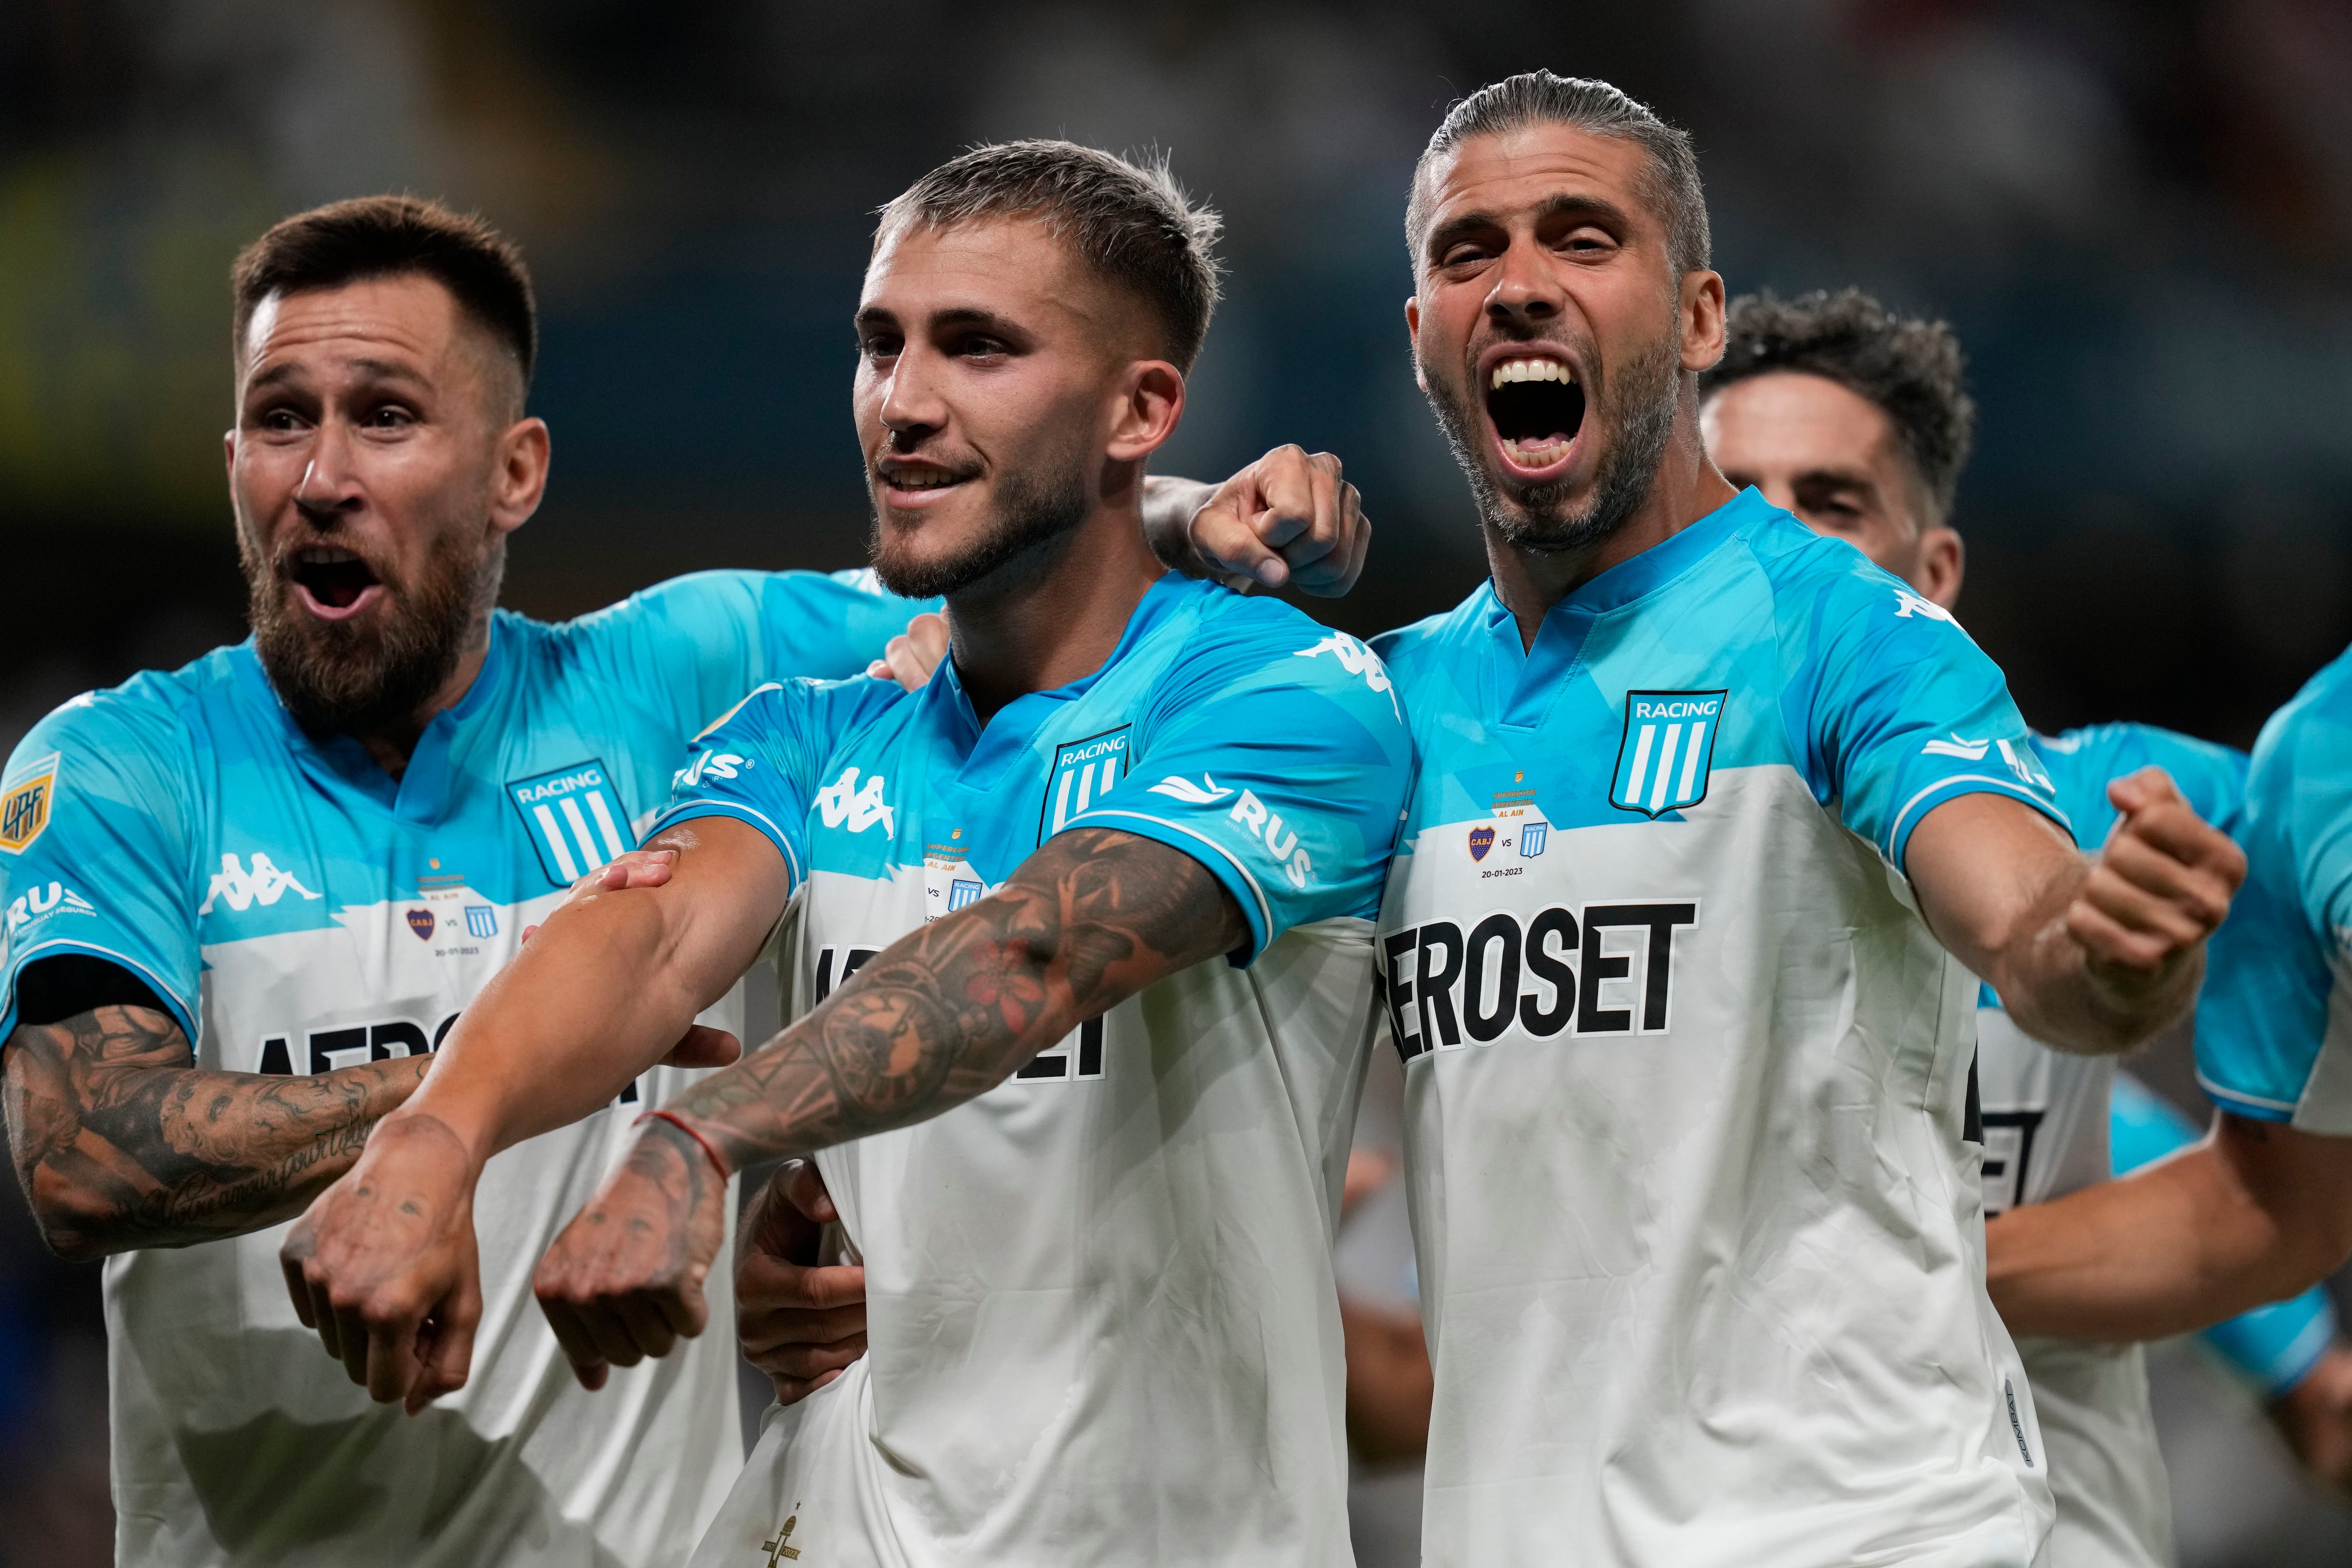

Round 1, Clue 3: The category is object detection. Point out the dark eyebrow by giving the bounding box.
[243,357,429,395]
[1425,191,1640,266]
[1794,465,1879,494]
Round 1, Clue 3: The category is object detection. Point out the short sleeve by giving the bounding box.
[2034,723,2247,849]
[1789,566,2068,870]
[0,695,201,1042]
[2194,681,2352,1132]
[642,677,906,890]
[560,569,936,740]
[1066,619,1414,964]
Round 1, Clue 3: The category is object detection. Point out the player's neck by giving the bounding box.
[349,622,493,781]
[1485,415,1738,653]
[944,500,1166,726]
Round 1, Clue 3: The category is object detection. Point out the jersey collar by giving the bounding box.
[227,613,514,821]
[1480,487,1769,730]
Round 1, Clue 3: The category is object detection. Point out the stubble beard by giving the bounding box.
[241,523,498,738]
[868,443,1094,602]
[1426,328,1684,556]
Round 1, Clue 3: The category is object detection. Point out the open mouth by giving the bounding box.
[287,546,384,618]
[1484,356,1586,474]
[877,461,977,503]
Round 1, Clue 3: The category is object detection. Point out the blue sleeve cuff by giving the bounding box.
[642,802,802,891]
[2195,1071,2298,1123]
[1886,776,2076,876]
[1057,806,1272,967]
[2199,1289,2338,1400]
[1,937,199,1047]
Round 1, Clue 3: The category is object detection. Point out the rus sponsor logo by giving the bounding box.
[1380,900,1699,1062]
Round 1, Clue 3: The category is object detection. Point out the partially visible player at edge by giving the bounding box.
[1702,287,2352,1554]
[1366,74,2240,1566]
[0,196,1365,1568]
[280,142,1414,1565]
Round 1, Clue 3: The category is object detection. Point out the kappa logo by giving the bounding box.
[5,881,96,933]
[1921,732,1991,761]
[1892,588,1959,624]
[0,754,59,854]
[1468,825,1496,861]
[1148,774,1233,805]
[815,766,895,837]
[197,852,324,915]
[1040,725,1129,843]
[1609,691,1726,818]
[1296,633,1401,720]
[508,759,630,886]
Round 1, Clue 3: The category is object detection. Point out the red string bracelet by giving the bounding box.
[634,1109,730,1180]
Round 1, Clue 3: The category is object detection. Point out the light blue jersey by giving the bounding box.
[656,573,1413,1568]
[0,568,926,1568]
[2196,642,2352,1131]
[1974,722,2243,1568]
[1374,490,2063,1568]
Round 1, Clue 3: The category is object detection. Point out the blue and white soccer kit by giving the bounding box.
[0,569,923,1568]
[1973,723,2242,1568]
[2196,642,2352,1131]
[1374,490,2063,1568]
[651,574,1413,1568]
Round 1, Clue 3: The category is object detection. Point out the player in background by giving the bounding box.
[1984,644,2352,1434]
[1371,73,2241,1566]
[0,195,1362,1568]
[1701,286,2352,1555]
[279,142,1413,1566]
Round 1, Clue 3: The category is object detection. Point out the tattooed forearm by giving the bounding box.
[1,1004,430,1260]
[671,827,1246,1170]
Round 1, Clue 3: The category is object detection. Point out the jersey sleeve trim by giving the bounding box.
[2193,1069,2297,1122]
[1064,807,1271,966]
[3,938,198,1045]
[1884,773,2074,870]
[642,802,803,891]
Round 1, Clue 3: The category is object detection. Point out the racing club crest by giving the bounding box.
[1468,825,1496,861]
[0,754,58,854]
[1610,691,1727,819]
[1039,725,1130,844]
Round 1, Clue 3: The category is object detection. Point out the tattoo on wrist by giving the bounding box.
[670,827,1244,1168]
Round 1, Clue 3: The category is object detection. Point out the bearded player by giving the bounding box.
[1367,73,2241,1566]
[278,143,1412,1566]
[0,196,1361,1567]
[1701,286,2352,1557]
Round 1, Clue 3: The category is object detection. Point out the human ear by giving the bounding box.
[1682,270,1727,373]
[489,417,551,537]
[1104,361,1185,463]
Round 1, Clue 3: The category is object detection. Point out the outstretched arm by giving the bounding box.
[1988,1114,2352,1341]
[531,825,1245,1387]
[1143,446,1371,596]
[1907,769,2243,1055]
[3,980,423,1260]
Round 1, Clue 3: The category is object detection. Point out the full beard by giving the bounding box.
[868,446,1093,602]
[241,527,497,738]
[1427,329,1683,556]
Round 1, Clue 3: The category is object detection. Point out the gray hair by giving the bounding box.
[1407,72,1710,283]
[878,139,1224,373]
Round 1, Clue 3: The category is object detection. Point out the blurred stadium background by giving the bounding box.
[4,2,2351,1563]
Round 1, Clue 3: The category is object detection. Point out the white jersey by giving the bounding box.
[0,573,932,1565]
[657,577,1415,1565]
[1372,493,2059,1567]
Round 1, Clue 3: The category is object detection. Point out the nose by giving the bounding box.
[1484,233,1563,333]
[876,347,948,452]
[293,419,365,524]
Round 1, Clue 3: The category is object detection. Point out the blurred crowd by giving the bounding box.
[4,2,2352,1563]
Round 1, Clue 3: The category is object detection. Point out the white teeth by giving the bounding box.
[1489,358,1573,390]
[890,470,960,490]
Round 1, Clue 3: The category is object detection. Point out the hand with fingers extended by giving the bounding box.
[279,1114,485,1415]
[1151,446,1372,597]
[528,849,742,1071]
[737,1161,867,1405]
[2066,767,2245,996]
[533,1115,732,1391]
[866,611,949,690]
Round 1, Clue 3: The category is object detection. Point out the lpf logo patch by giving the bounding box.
[1610,691,1727,818]
[1039,724,1130,844]
[0,754,59,854]
[508,759,630,884]
[1467,825,1496,861]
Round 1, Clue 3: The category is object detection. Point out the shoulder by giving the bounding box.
[2036,722,2245,825]
[12,651,225,769]
[1369,582,1495,693]
[1172,589,1397,708]
[701,672,907,746]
